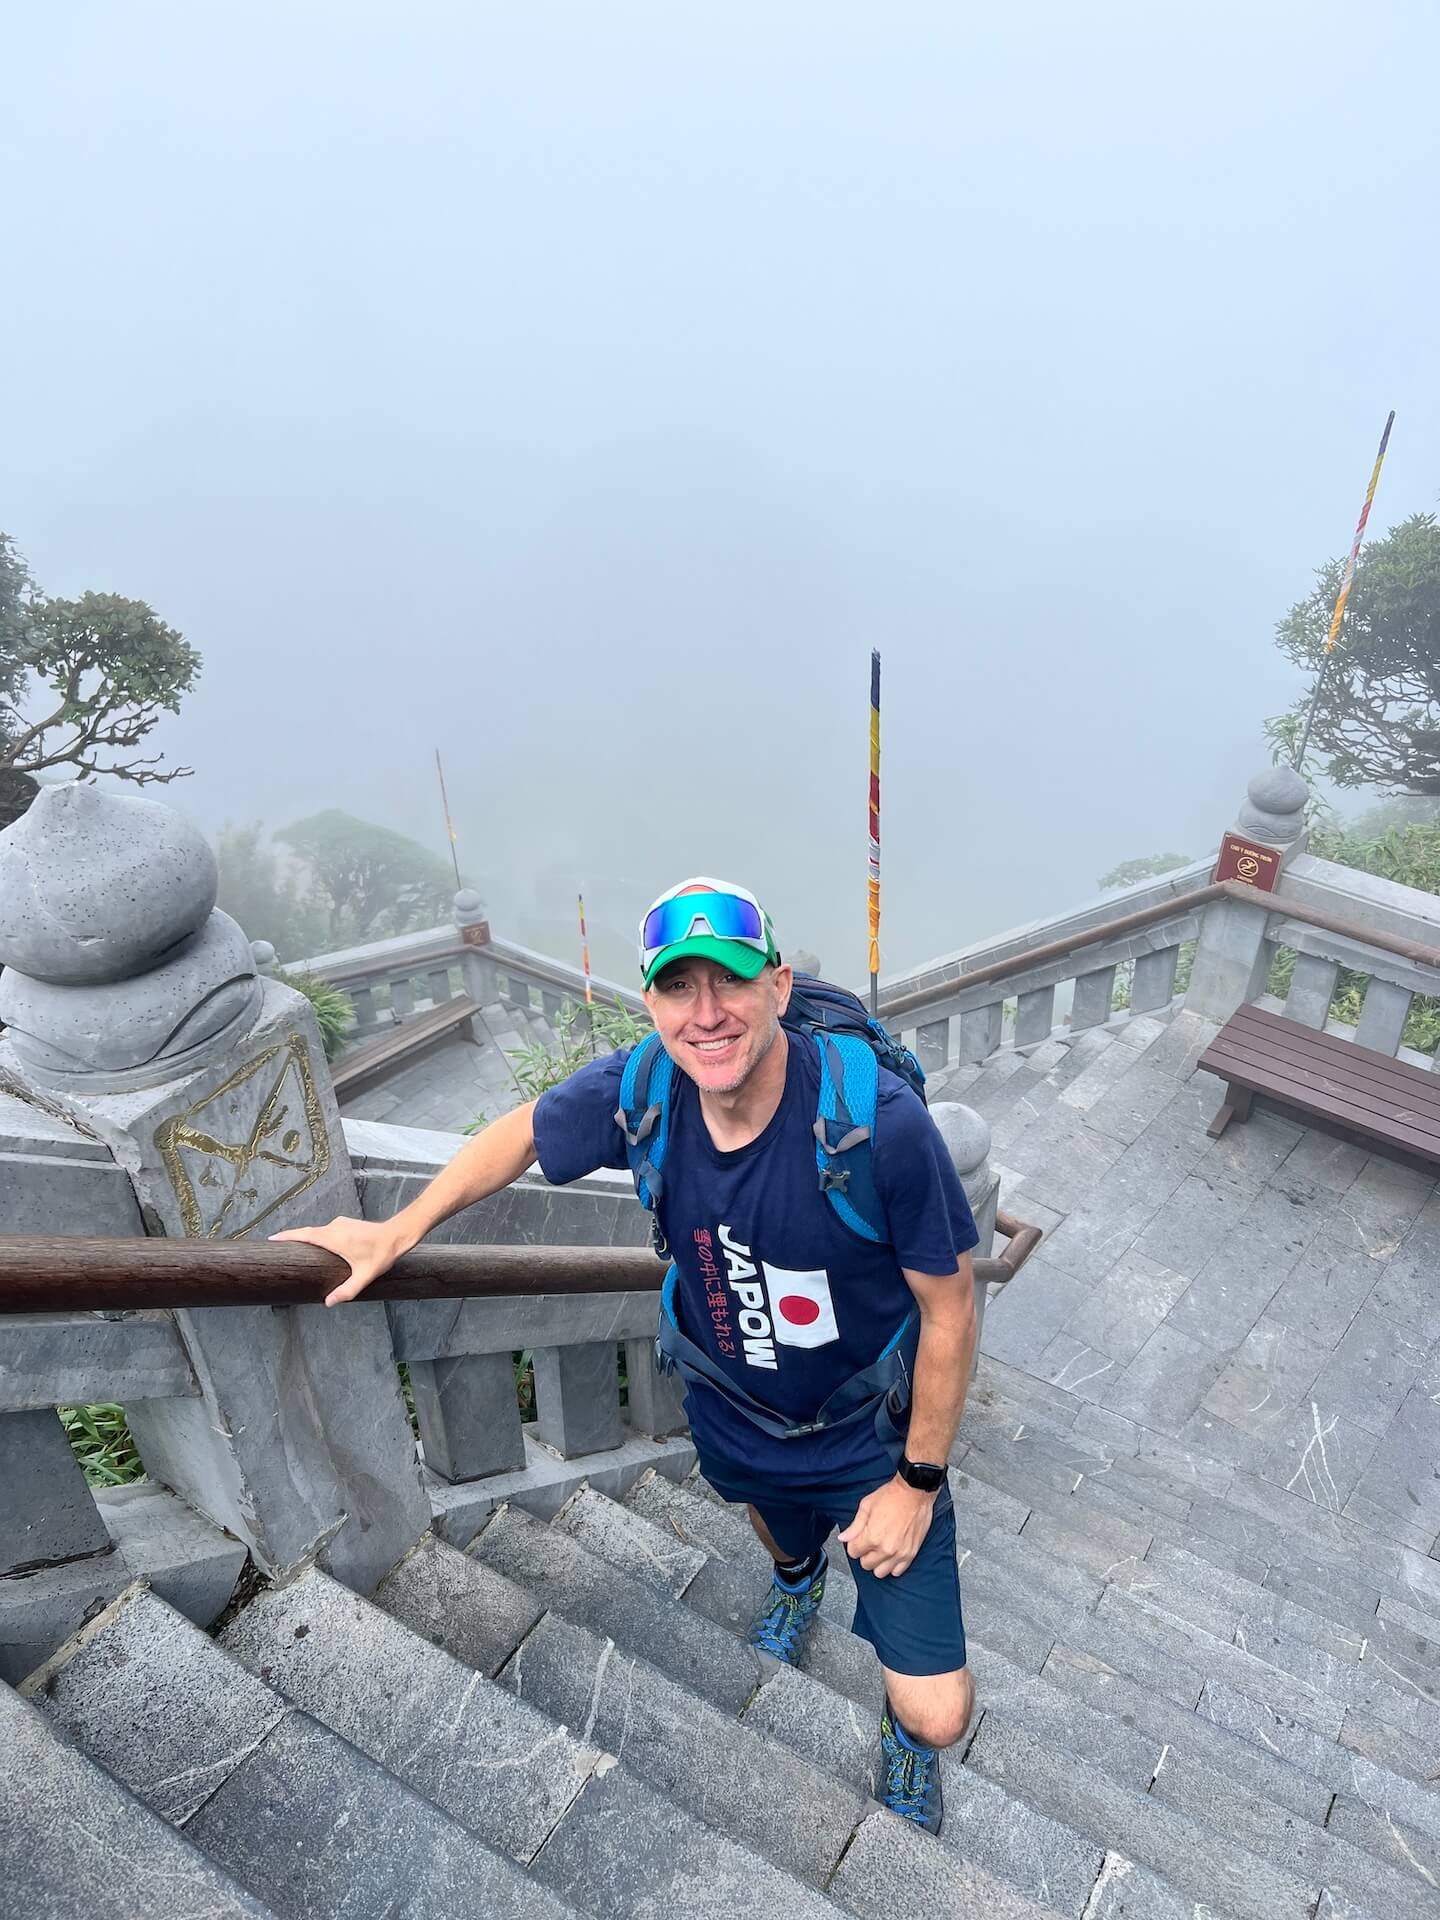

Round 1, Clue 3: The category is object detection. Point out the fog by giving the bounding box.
[4,0,1438,986]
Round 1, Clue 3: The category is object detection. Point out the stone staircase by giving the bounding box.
[10,1362,1440,1920]
[9,1007,1440,1919]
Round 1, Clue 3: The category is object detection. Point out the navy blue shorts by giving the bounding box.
[699,1450,968,1678]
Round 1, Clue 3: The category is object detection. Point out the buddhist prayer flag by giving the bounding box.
[1295,411,1396,771]
[868,650,881,1013]
[578,893,593,1006]
[1325,410,1395,653]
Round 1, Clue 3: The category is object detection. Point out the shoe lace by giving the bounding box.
[883,1730,937,1818]
[751,1584,811,1659]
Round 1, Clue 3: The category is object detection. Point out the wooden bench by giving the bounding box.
[331,993,480,1101]
[1196,1002,1440,1172]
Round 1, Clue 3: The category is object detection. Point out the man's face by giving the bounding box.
[643,955,793,1096]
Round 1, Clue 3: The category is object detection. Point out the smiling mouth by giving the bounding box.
[691,1036,741,1055]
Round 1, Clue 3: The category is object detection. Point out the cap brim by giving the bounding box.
[643,935,771,987]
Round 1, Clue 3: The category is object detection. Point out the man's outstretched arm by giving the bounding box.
[272,1099,540,1306]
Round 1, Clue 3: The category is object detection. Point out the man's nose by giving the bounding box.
[692,983,725,1024]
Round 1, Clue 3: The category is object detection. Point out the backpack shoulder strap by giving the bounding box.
[812,1031,886,1243]
[615,1032,674,1211]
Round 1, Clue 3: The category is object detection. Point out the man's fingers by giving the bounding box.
[324,1272,372,1307]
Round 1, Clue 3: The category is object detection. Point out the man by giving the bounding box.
[276,878,979,1833]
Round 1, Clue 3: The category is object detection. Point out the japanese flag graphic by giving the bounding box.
[761,1263,840,1349]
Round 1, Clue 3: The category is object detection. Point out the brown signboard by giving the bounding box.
[1214,832,1280,892]
[460,920,492,947]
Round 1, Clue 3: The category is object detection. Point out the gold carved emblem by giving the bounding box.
[155,1034,330,1239]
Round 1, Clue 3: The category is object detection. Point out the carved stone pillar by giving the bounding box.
[0,786,428,1593]
[1186,767,1310,1023]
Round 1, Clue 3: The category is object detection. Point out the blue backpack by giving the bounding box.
[614,973,926,1251]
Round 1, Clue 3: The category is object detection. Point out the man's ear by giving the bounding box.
[772,963,794,1015]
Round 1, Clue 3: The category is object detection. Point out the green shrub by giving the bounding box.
[60,1403,145,1487]
[280,968,353,1059]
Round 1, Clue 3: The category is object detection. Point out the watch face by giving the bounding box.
[901,1456,945,1492]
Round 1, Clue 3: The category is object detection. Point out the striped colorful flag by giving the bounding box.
[868,650,881,1008]
[578,893,594,1006]
[1324,410,1395,652]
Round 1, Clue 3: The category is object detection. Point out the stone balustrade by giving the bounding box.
[292,897,646,1044]
[878,858,1216,1074]
[880,768,1440,1076]
[0,1089,1000,1672]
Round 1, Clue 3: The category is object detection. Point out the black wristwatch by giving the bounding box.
[897,1453,946,1493]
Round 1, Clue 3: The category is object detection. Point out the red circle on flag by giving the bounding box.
[777,1295,820,1325]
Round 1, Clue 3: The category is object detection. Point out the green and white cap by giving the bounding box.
[639,876,779,987]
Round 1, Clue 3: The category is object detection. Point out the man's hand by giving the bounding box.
[270,1217,412,1307]
[836,1476,937,1579]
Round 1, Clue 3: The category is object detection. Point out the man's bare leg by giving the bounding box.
[883,1664,975,1749]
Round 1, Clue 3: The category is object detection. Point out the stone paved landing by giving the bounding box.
[981,1010,1440,1563]
[338,1032,525,1131]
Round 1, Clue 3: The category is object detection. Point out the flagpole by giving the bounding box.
[578,891,595,1058]
[577,893,594,1008]
[435,748,463,892]
[868,650,881,1018]
[1293,411,1395,773]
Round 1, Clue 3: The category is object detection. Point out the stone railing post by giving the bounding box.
[929,1102,998,1373]
[625,1337,688,1439]
[0,786,428,1594]
[453,888,499,1020]
[1185,767,1309,1023]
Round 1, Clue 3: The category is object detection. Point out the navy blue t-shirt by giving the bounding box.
[532,1033,979,1480]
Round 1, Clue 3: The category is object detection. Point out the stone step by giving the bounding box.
[525,1758,847,1919]
[21,1585,579,1920]
[230,1545,871,1917]
[748,1671,1115,1916]
[965,1712,1320,1920]
[0,1678,277,1920]
[186,1708,583,1920]
[374,1528,543,1677]
[1042,1640,1440,1883]
[665,1448,1440,1896]
[634,1489,1359,1919]
[491,1607,867,1885]
[542,1486,1241,1916]
[1145,1738,1440,1920]
[469,1499,762,1712]
[552,1483,709,1596]
[952,1049,1030,1118]
[381,1515,1081,1916]
[218,1564,593,1864]
[954,1415,1439,1659]
[623,1467,1397,1880]
[1091,1583,1440,1753]
[826,1808,1073,1920]
[960,1391,1239,1513]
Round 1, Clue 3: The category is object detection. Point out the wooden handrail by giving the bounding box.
[878,879,1440,1022]
[0,1227,1042,1314]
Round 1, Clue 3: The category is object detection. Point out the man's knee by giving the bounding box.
[888,1666,975,1749]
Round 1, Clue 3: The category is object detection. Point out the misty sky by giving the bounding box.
[4,1,1438,986]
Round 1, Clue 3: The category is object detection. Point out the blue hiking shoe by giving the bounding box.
[880,1701,944,1835]
[746,1552,827,1668]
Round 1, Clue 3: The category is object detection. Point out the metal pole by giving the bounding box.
[435,747,464,892]
[868,649,881,1017]
[1293,411,1395,774]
